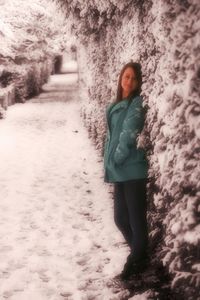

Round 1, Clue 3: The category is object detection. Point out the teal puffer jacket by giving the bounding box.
[103,95,149,183]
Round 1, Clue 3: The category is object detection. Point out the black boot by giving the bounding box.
[119,253,135,280]
[120,254,149,280]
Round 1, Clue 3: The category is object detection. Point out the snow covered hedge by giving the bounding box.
[58,0,200,298]
[0,0,69,62]
[0,0,72,110]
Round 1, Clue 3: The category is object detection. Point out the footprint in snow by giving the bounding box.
[86,189,92,194]
[76,255,91,266]
[60,291,73,298]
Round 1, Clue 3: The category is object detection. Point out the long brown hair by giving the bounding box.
[115,61,142,103]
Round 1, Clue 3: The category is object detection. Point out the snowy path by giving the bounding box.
[0,62,131,300]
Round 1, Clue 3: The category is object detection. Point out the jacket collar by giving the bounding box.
[107,95,141,114]
[107,98,129,117]
[106,95,142,126]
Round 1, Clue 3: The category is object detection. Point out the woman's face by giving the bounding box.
[121,67,138,97]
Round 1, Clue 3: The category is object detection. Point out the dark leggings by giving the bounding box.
[113,178,149,262]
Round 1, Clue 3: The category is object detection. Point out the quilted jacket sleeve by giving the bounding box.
[113,97,145,165]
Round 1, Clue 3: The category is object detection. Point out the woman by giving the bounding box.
[103,61,149,281]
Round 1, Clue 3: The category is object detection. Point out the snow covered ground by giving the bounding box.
[0,64,135,299]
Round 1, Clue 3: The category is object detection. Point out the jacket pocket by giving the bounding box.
[113,147,137,167]
[123,148,138,165]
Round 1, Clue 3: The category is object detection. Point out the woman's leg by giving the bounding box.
[113,182,132,248]
[123,178,149,262]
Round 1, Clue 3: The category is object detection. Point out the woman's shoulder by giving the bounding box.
[131,94,143,102]
[106,95,143,110]
[129,95,143,108]
[106,101,116,111]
